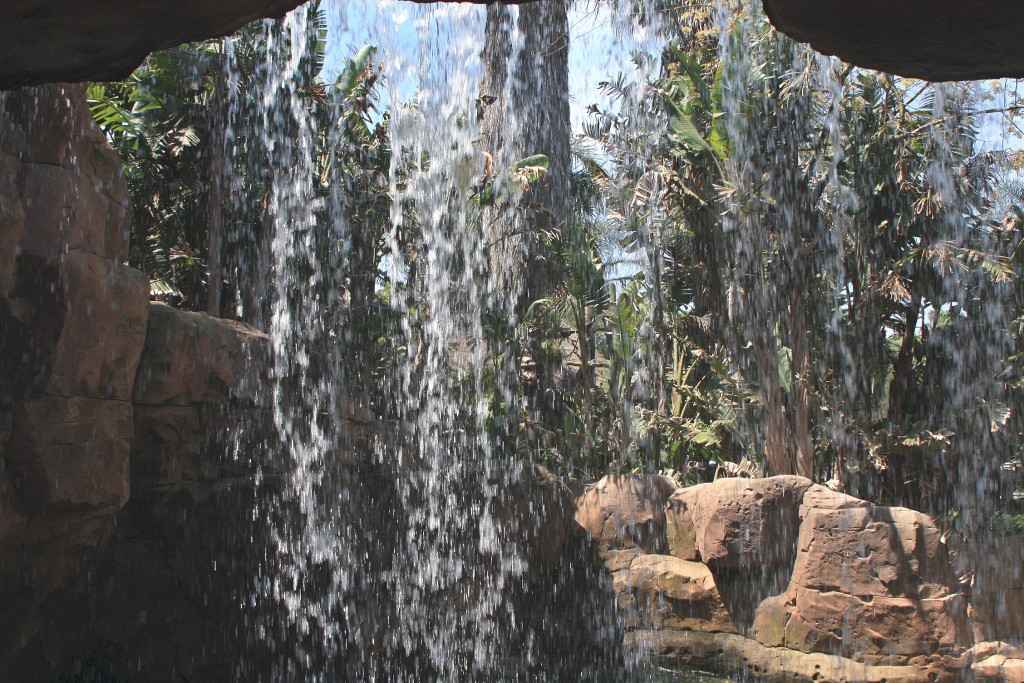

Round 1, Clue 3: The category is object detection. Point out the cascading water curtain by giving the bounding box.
[224,7,375,680]
[377,4,525,678]
[715,0,1018,546]
[223,1,557,679]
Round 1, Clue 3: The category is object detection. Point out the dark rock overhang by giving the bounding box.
[0,0,305,89]
[2,0,1023,89]
[761,0,1024,82]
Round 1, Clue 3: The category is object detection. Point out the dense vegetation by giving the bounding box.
[89,1,1023,533]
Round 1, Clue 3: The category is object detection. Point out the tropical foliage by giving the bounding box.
[90,0,1024,529]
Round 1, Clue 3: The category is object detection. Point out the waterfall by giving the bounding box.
[207,0,1021,678]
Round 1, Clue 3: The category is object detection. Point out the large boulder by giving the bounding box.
[669,475,813,569]
[133,303,269,407]
[614,554,736,634]
[574,474,680,555]
[750,484,970,666]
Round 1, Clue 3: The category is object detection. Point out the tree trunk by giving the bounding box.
[480,0,570,318]
[753,325,796,476]
[206,123,224,316]
[790,277,814,480]
[887,298,919,426]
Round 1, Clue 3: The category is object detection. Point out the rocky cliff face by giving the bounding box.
[0,83,149,669]
[0,84,272,679]
[577,474,1024,683]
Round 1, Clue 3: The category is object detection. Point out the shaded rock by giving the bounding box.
[664,488,699,561]
[630,629,961,683]
[614,554,736,634]
[133,302,269,407]
[39,250,149,400]
[574,474,679,555]
[7,397,131,513]
[497,463,577,572]
[0,1,306,89]
[761,0,1024,81]
[131,405,203,491]
[0,153,24,297]
[3,86,148,404]
[0,84,147,674]
[972,535,1024,642]
[0,466,27,578]
[3,84,130,263]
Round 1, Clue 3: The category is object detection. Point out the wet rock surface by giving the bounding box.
[0,84,147,669]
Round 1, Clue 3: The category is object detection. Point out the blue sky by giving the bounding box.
[318,0,657,137]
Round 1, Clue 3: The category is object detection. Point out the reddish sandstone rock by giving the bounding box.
[750,485,970,666]
[6,397,131,513]
[675,475,813,568]
[574,474,679,555]
[133,303,269,407]
[43,251,150,400]
[754,585,968,665]
[975,655,1024,683]
[791,494,958,599]
[614,554,736,634]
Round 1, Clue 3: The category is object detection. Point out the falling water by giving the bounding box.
[205,0,1023,678]
[221,1,639,679]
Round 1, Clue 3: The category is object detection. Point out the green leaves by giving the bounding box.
[508,154,550,191]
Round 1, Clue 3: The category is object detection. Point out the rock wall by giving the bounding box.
[576,474,1024,682]
[0,84,274,680]
[0,83,149,669]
